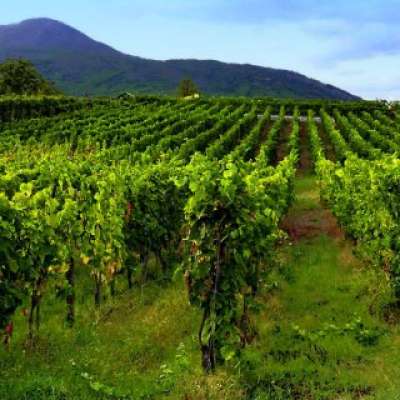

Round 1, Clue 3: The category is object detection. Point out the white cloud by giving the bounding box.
[307,54,400,99]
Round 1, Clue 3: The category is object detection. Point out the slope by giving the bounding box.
[0,18,360,99]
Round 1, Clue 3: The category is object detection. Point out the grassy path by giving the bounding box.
[244,173,400,399]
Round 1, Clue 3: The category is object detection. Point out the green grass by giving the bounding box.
[239,175,400,399]
[0,278,242,399]
[1,174,400,399]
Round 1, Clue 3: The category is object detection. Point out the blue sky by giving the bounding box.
[2,0,399,99]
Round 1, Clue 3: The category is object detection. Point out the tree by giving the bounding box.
[177,78,199,98]
[0,59,59,95]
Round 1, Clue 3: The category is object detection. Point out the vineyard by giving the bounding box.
[1,96,400,399]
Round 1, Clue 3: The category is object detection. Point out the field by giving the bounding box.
[1,96,400,399]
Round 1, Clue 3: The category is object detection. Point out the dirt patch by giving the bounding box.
[318,123,337,162]
[281,208,344,242]
[254,121,271,157]
[382,302,400,325]
[338,241,360,267]
[275,120,292,164]
[298,122,313,173]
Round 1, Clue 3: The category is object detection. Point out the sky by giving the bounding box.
[2,0,400,99]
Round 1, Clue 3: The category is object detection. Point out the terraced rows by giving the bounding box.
[1,96,400,372]
[0,97,299,370]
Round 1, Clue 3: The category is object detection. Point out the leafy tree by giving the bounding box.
[177,78,199,98]
[0,59,59,95]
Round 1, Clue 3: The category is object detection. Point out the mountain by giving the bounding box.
[0,18,360,99]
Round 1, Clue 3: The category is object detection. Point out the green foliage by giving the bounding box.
[320,108,352,162]
[291,315,385,347]
[318,155,400,298]
[307,109,325,166]
[0,59,59,95]
[258,106,286,164]
[347,111,398,154]
[229,107,272,161]
[333,109,382,159]
[181,152,296,370]
[287,106,300,158]
[206,104,258,159]
[0,193,21,329]
[123,160,185,280]
[0,95,89,122]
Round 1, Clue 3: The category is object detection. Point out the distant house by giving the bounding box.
[183,93,200,100]
[117,92,136,100]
